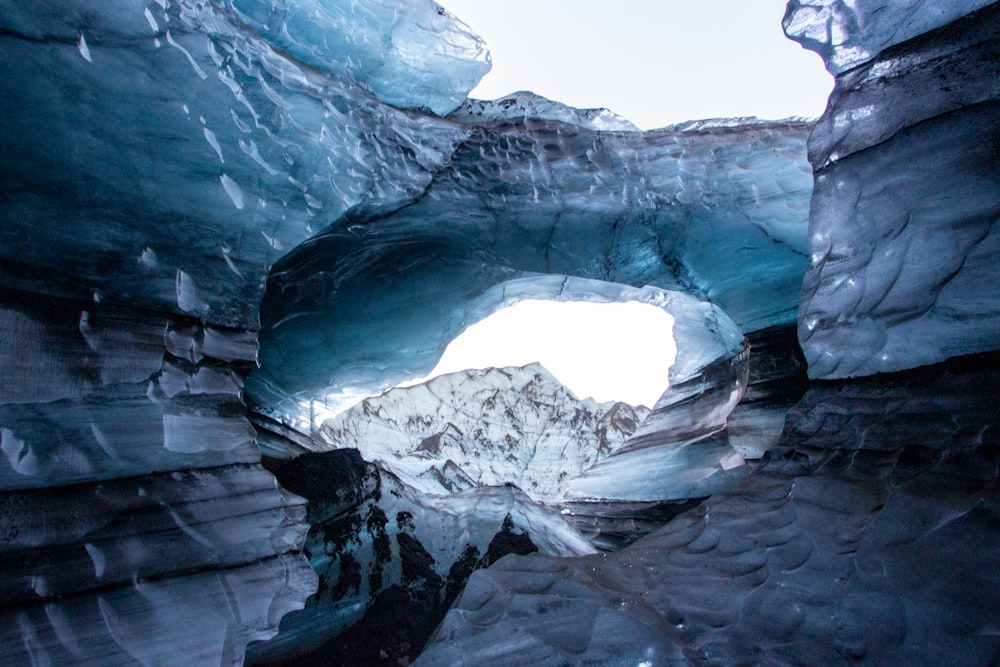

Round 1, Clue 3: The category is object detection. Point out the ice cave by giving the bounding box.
[0,0,998,665]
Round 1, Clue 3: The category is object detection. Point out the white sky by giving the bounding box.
[418,301,677,407]
[439,0,833,129]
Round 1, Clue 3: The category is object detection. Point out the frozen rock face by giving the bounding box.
[246,449,595,665]
[319,363,650,500]
[417,352,1000,665]
[789,1,1000,378]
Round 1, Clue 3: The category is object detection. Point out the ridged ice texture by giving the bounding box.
[0,292,317,665]
[0,0,467,328]
[782,0,996,74]
[225,0,491,115]
[0,298,262,489]
[791,2,1000,378]
[417,354,1000,666]
[0,0,484,660]
[1,554,317,667]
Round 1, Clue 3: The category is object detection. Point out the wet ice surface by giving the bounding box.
[417,353,1000,666]
[226,0,491,115]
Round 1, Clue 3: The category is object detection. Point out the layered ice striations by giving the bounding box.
[791,1,1000,378]
[0,0,495,660]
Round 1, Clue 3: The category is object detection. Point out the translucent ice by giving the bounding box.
[226,0,491,115]
[782,0,996,73]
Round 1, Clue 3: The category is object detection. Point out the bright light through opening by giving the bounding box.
[408,300,676,408]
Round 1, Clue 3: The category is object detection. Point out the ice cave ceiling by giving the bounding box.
[0,0,998,665]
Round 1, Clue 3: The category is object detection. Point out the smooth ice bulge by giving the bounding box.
[226,0,491,115]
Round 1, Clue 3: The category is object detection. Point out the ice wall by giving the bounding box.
[226,0,491,116]
[788,1,1000,378]
[782,0,997,74]
[0,0,486,663]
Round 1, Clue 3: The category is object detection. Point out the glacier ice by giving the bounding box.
[0,0,471,326]
[782,0,997,74]
[225,0,491,115]
[792,1,1000,378]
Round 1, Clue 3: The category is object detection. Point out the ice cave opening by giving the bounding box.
[399,299,677,408]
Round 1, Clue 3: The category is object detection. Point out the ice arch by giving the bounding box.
[248,227,748,480]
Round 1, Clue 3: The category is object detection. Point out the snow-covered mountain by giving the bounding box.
[319,363,649,501]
